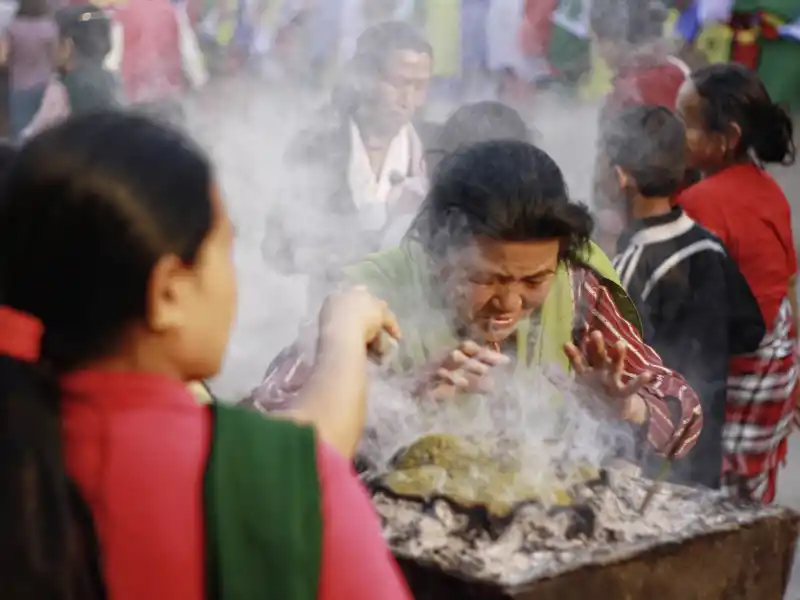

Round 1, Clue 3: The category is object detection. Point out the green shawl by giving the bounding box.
[343,240,641,374]
[204,404,322,600]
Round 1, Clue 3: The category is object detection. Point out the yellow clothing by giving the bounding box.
[424,0,460,77]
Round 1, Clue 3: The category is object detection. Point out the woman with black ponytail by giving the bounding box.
[0,112,412,600]
[676,62,797,505]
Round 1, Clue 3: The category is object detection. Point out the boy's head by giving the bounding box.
[599,105,686,203]
[56,5,112,67]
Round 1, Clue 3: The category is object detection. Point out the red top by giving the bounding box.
[678,163,798,326]
[111,0,186,104]
[520,0,558,57]
[603,56,688,117]
[61,370,411,600]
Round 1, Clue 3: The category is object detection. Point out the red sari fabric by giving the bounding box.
[61,370,412,599]
[679,164,799,503]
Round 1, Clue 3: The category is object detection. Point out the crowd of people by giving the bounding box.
[0,0,799,599]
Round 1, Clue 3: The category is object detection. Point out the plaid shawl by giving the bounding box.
[722,297,798,503]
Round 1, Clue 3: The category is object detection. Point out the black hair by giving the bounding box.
[409,140,593,263]
[0,112,212,599]
[351,20,432,78]
[56,5,112,62]
[15,0,51,18]
[590,0,668,44]
[601,105,686,197]
[0,143,17,175]
[691,63,795,166]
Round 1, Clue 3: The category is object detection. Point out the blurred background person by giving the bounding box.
[23,5,120,139]
[601,104,764,489]
[262,20,432,296]
[0,0,57,140]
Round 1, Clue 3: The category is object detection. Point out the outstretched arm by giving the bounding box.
[581,271,703,457]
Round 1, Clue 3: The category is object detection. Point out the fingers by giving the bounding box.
[435,366,470,388]
[618,372,654,398]
[458,341,509,366]
[381,306,402,341]
[608,340,627,384]
[584,331,609,368]
[564,342,589,375]
[427,340,508,399]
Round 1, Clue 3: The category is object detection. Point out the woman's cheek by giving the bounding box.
[526,280,554,310]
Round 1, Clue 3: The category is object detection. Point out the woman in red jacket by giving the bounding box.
[675,63,797,504]
[0,112,412,600]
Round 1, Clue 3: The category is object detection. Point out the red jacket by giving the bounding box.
[112,0,186,104]
[603,55,688,118]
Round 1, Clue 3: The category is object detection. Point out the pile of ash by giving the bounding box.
[368,435,785,587]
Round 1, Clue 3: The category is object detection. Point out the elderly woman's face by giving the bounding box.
[439,237,561,344]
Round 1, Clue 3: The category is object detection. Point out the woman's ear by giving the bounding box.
[146,253,192,334]
[727,121,743,155]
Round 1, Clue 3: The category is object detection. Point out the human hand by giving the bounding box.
[564,331,652,423]
[416,340,510,401]
[318,286,401,353]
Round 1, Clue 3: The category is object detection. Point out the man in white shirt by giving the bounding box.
[264,21,433,285]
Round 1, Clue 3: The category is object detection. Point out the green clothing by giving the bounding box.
[205,404,322,600]
[343,240,640,374]
[423,0,461,77]
[756,38,800,112]
[548,0,592,83]
[734,0,800,111]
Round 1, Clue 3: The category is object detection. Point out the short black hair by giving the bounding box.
[590,0,668,44]
[409,140,593,263]
[601,105,686,198]
[351,20,432,79]
[692,63,795,166]
[56,5,112,61]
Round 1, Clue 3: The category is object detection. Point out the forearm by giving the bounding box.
[287,333,368,459]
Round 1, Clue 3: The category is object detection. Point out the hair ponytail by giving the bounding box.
[0,356,105,599]
[751,102,796,166]
[693,63,797,167]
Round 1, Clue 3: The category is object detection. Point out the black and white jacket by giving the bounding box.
[613,207,765,488]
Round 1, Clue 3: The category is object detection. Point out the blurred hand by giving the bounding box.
[319,286,401,350]
[416,340,510,401]
[564,331,651,423]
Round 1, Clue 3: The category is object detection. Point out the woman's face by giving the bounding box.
[676,80,723,172]
[149,183,238,381]
[438,237,560,345]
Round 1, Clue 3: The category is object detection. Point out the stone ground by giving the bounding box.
[185,75,800,597]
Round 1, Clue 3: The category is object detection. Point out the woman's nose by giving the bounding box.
[493,287,523,313]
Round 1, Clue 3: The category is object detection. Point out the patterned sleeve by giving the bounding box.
[575,268,703,457]
[241,342,316,414]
